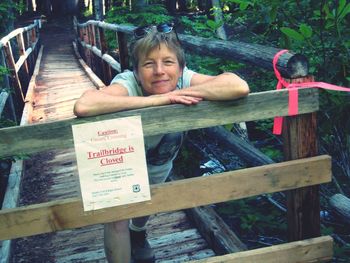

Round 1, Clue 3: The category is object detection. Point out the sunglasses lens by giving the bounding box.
[134,26,150,39]
[134,23,175,39]
[157,23,173,33]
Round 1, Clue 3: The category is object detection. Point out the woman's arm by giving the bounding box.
[173,72,249,101]
[73,83,202,117]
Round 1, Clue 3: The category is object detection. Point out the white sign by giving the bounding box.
[72,116,150,211]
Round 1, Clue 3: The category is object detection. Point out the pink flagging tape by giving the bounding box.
[272,50,350,135]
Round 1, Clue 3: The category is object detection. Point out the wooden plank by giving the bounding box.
[149,228,202,248]
[159,249,215,262]
[170,173,246,254]
[186,206,247,254]
[190,236,333,263]
[0,45,44,263]
[117,31,130,71]
[0,88,319,158]
[73,41,106,90]
[0,155,331,240]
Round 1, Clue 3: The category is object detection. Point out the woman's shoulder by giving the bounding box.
[110,70,134,83]
[110,70,142,96]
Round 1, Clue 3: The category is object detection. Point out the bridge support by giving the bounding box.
[283,76,321,241]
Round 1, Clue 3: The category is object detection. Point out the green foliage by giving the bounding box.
[221,0,350,178]
[104,4,172,50]
[216,197,286,235]
[260,145,282,161]
[0,66,9,82]
[334,242,350,261]
[0,117,16,128]
[186,53,245,76]
[178,15,222,38]
[105,4,172,26]
[0,0,19,36]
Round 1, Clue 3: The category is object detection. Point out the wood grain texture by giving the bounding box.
[0,88,319,158]
[190,236,333,263]
[0,155,331,240]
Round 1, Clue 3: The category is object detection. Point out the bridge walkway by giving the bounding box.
[10,18,215,262]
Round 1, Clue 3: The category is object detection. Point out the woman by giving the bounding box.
[74,23,249,263]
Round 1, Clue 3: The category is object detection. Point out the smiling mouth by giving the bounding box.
[151,80,169,86]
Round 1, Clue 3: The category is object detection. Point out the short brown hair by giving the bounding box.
[131,29,185,72]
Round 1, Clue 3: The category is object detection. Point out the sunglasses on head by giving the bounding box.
[133,22,175,40]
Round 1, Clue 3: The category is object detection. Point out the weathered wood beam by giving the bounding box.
[200,126,274,167]
[0,155,331,240]
[0,88,319,159]
[185,206,247,254]
[329,193,350,221]
[170,174,247,254]
[179,34,308,78]
[75,20,308,78]
[0,20,40,49]
[189,236,333,263]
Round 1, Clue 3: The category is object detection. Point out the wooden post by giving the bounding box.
[117,31,129,71]
[0,50,18,123]
[26,30,34,72]
[88,24,95,71]
[16,32,30,79]
[92,24,97,70]
[83,27,91,67]
[98,26,112,84]
[3,42,25,102]
[282,76,321,241]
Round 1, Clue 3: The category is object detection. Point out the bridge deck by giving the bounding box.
[10,19,214,262]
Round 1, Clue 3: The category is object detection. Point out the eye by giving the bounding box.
[143,61,154,67]
[164,60,175,65]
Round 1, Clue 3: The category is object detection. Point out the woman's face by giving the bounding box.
[136,43,182,95]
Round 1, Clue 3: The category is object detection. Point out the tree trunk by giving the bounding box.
[51,0,62,15]
[105,0,111,12]
[40,0,52,17]
[210,0,227,40]
[94,0,103,20]
[197,0,208,11]
[177,0,187,12]
[26,0,34,12]
[165,0,176,15]
[5,0,15,33]
[131,0,147,10]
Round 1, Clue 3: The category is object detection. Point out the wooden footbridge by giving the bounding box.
[0,17,333,262]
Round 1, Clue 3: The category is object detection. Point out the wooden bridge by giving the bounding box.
[0,17,333,262]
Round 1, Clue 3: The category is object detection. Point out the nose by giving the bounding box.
[154,63,165,75]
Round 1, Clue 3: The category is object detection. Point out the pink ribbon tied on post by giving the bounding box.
[272,50,350,135]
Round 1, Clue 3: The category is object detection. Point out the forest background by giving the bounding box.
[0,0,350,262]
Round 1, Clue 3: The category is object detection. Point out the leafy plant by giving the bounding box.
[104,4,173,50]
[216,197,286,239]
[0,0,20,36]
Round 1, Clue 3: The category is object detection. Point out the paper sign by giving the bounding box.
[72,116,150,211]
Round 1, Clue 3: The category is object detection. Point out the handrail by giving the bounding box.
[0,19,41,104]
[0,20,40,48]
[73,17,328,247]
[0,88,319,159]
[0,18,332,263]
[73,18,309,79]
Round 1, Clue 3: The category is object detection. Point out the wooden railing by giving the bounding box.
[0,19,334,262]
[73,18,309,85]
[0,19,41,122]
